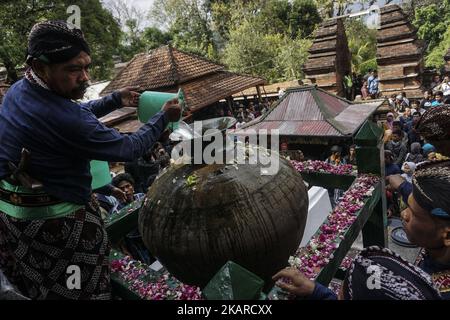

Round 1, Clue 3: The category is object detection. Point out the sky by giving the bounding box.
[102,0,154,13]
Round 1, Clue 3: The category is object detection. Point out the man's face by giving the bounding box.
[402,163,411,173]
[40,51,91,100]
[392,133,401,142]
[404,108,411,117]
[412,114,420,124]
[436,94,443,102]
[118,180,135,203]
[401,195,447,249]
[424,91,429,99]
[385,154,392,165]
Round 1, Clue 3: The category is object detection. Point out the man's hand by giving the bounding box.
[272,268,316,297]
[111,186,126,203]
[118,86,141,108]
[162,98,182,122]
[386,174,405,191]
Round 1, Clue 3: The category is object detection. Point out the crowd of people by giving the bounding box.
[275,104,450,300]
[234,100,271,129]
[1,19,450,301]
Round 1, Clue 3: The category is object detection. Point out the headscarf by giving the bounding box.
[406,143,424,164]
[422,143,436,156]
[401,161,416,183]
[410,142,422,155]
[415,106,450,142]
[342,246,441,300]
[26,20,90,65]
[402,161,416,173]
[412,160,450,219]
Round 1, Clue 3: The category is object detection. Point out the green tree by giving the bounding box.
[223,15,313,82]
[0,0,122,82]
[0,1,54,82]
[412,0,450,68]
[142,27,173,50]
[149,0,217,59]
[425,26,450,69]
[345,18,377,74]
[105,0,149,62]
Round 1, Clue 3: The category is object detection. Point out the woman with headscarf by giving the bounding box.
[401,161,416,183]
[405,142,425,164]
[272,246,442,300]
[383,112,395,131]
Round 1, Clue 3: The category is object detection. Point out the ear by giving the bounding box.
[442,226,450,248]
[31,59,50,81]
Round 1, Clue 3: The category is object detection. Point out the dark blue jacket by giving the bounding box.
[0,79,168,204]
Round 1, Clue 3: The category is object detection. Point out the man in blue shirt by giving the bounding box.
[367,70,379,99]
[273,161,450,300]
[0,21,181,299]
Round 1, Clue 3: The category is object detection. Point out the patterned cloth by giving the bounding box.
[412,160,450,218]
[415,105,450,141]
[342,246,441,300]
[27,20,90,64]
[0,199,111,300]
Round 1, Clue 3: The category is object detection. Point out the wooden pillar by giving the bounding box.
[256,85,262,103]
[354,120,388,247]
[226,96,234,114]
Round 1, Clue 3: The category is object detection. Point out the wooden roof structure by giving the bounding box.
[234,86,382,141]
[101,45,265,114]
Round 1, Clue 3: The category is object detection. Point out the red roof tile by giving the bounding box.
[101,46,224,95]
[235,86,382,137]
[181,71,265,112]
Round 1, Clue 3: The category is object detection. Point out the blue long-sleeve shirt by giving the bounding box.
[0,79,168,205]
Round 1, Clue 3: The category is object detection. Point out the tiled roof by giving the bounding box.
[232,80,301,97]
[234,86,382,137]
[98,107,136,126]
[181,71,265,112]
[101,46,224,95]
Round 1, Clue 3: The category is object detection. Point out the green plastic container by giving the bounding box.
[90,160,112,190]
[202,261,265,300]
[138,89,185,131]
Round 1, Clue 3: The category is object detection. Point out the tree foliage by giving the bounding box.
[149,0,216,59]
[345,18,377,75]
[0,0,121,82]
[412,0,450,69]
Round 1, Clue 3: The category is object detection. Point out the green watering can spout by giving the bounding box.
[138,88,185,131]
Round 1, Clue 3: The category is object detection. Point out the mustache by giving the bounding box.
[75,81,90,92]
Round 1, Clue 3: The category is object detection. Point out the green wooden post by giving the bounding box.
[354,121,388,247]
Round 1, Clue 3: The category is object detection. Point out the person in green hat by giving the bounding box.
[0,21,181,300]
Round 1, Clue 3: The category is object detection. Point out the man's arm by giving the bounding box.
[65,109,169,162]
[61,98,180,163]
[80,91,122,118]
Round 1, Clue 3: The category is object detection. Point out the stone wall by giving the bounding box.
[376,5,425,98]
[303,18,351,97]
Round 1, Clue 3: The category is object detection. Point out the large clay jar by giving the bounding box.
[138,159,308,288]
